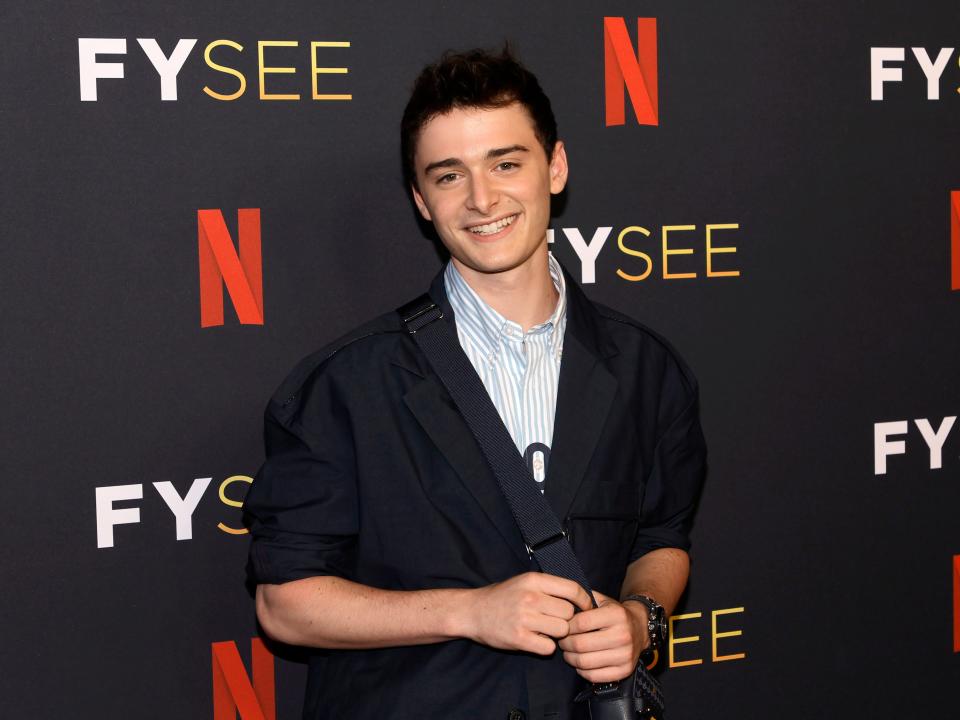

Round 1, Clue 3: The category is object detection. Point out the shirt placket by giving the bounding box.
[500,323,527,453]
[525,331,550,485]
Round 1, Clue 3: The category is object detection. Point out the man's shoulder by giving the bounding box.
[591,300,676,352]
[587,298,699,394]
[268,309,411,414]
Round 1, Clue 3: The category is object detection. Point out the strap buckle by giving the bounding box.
[525,530,567,557]
[398,296,444,334]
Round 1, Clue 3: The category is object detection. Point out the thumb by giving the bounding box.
[592,590,615,606]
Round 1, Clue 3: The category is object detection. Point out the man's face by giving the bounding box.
[411,103,568,279]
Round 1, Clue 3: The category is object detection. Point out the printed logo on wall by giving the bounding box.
[212,638,276,720]
[95,475,252,548]
[654,605,746,670]
[198,209,263,328]
[549,222,741,285]
[604,17,658,127]
[951,191,959,291]
[78,38,351,101]
[870,47,957,100]
[873,416,957,475]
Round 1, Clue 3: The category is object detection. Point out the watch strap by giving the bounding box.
[622,593,666,653]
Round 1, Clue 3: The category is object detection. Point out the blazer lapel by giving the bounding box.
[544,269,620,522]
[402,378,530,566]
[391,270,530,567]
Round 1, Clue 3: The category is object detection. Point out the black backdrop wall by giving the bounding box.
[2,1,958,717]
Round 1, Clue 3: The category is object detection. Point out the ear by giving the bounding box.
[410,183,433,222]
[548,140,569,195]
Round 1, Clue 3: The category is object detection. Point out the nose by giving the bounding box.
[465,174,499,215]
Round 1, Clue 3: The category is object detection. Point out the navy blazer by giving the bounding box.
[244,266,706,720]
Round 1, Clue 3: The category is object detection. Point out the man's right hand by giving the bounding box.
[460,572,594,655]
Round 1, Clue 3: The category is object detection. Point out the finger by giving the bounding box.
[539,594,577,621]
[571,584,594,612]
[563,646,634,672]
[512,585,576,622]
[577,664,635,684]
[592,589,614,606]
[538,574,593,612]
[521,630,557,656]
[567,604,626,635]
[525,612,571,640]
[559,625,630,654]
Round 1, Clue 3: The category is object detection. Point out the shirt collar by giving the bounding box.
[444,253,567,357]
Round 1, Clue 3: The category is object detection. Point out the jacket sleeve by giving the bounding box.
[244,366,359,586]
[629,361,707,561]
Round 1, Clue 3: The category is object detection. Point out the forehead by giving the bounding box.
[414,103,543,166]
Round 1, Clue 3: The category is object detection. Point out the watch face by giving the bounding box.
[647,605,667,648]
[655,613,668,644]
[625,595,667,649]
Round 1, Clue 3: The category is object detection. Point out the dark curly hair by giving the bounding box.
[400,46,558,189]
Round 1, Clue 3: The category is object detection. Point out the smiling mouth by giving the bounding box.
[467,213,519,236]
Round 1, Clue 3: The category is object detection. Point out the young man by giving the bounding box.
[244,49,706,719]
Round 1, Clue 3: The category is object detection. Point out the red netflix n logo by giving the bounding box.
[953,555,960,652]
[198,209,264,327]
[951,192,959,291]
[604,17,658,127]
[212,638,276,720]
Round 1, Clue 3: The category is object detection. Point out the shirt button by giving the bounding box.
[508,710,525,720]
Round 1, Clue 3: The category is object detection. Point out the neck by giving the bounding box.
[452,249,558,332]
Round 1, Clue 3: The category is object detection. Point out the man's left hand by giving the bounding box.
[557,590,649,683]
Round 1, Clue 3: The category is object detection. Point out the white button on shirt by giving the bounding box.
[444,255,567,489]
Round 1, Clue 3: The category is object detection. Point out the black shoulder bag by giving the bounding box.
[398,295,664,720]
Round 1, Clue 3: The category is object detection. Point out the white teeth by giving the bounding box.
[469,214,517,235]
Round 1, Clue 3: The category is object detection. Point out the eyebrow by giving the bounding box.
[423,144,530,175]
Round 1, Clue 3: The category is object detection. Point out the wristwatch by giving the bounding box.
[622,594,667,654]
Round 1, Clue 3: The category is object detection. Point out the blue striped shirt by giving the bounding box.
[444,255,567,489]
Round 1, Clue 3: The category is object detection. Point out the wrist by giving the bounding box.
[622,593,667,653]
[441,587,478,641]
[622,599,650,641]
[622,597,649,619]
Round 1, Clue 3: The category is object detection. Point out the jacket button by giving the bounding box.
[508,711,525,720]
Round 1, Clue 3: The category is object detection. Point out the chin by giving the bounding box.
[476,249,518,267]
[458,252,536,276]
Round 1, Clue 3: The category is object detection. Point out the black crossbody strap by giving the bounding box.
[397,294,595,600]
[397,292,664,719]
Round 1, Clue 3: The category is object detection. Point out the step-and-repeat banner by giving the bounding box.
[2,1,958,717]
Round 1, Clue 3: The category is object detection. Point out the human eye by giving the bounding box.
[436,172,459,185]
[495,161,519,171]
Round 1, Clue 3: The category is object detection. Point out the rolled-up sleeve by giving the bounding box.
[629,370,707,561]
[244,368,359,586]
